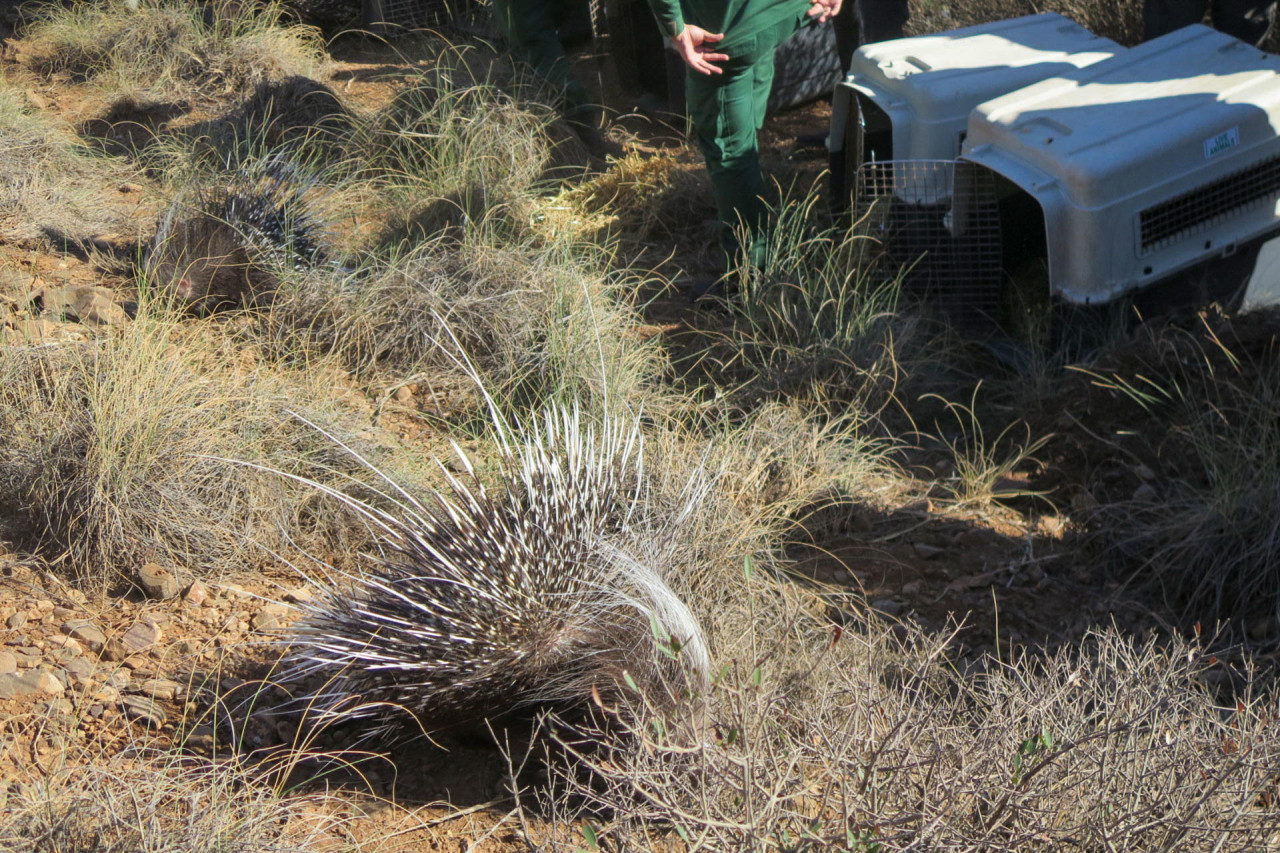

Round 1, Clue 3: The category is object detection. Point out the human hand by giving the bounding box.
[807,0,842,24]
[671,26,728,75]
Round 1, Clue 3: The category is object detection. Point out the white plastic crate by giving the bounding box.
[962,24,1280,308]
[828,13,1120,210]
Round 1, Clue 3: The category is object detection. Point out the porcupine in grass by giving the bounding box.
[283,402,712,744]
[146,156,331,313]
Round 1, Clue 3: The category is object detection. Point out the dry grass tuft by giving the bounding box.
[345,61,557,246]
[530,591,1280,851]
[555,149,716,250]
[264,225,663,414]
[1088,322,1280,639]
[0,310,395,588]
[0,81,138,247]
[0,737,357,852]
[21,0,325,104]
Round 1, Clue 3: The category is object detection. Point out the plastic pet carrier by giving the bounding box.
[961,24,1280,311]
[829,13,1120,214]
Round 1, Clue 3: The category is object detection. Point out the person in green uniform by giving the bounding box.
[647,0,842,286]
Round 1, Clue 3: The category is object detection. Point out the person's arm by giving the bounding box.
[646,0,729,74]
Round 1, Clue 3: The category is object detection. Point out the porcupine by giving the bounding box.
[283,402,711,743]
[145,156,330,313]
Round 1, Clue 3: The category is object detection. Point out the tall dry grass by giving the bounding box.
[21,0,326,104]
[0,308,405,587]
[1088,322,1280,640]
[532,590,1280,851]
[0,80,138,247]
[0,731,359,853]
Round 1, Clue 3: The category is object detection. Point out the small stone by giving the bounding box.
[172,639,198,656]
[283,587,313,604]
[130,678,183,701]
[51,607,76,620]
[6,612,27,630]
[1133,463,1157,481]
[250,611,280,633]
[101,639,128,662]
[122,620,162,654]
[913,542,945,560]
[393,385,413,403]
[0,652,14,674]
[46,635,83,656]
[63,657,95,681]
[832,568,852,583]
[183,581,210,606]
[121,695,166,726]
[1132,483,1158,502]
[61,621,107,652]
[183,724,218,753]
[34,600,54,612]
[871,598,903,616]
[104,669,131,689]
[137,562,181,600]
[901,580,923,595]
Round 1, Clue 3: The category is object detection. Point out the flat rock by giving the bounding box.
[0,668,65,699]
[121,695,167,726]
[29,284,130,326]
[250,611,280,633]
[0,651,15,674]
[122,620,162,654]
[61,620,107,652]
[129,678,183,701]
[63,657,96,681]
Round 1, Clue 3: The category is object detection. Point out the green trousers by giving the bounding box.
[492,0,591,118]
[685,15,808,269]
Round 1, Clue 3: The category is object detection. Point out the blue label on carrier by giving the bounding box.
[1204,127,1240,160]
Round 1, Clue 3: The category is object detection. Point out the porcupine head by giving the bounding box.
[146,208,274,312]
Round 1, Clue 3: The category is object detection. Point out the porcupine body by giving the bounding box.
[285,404,711,743]
[146,157,330,313]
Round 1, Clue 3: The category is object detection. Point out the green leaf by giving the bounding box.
[581,824,599,849]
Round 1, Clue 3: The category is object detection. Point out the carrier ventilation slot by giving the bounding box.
[1140,153,1280,254]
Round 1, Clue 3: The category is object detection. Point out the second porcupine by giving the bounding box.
[283,403,712,742]
[146,157,330,312]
